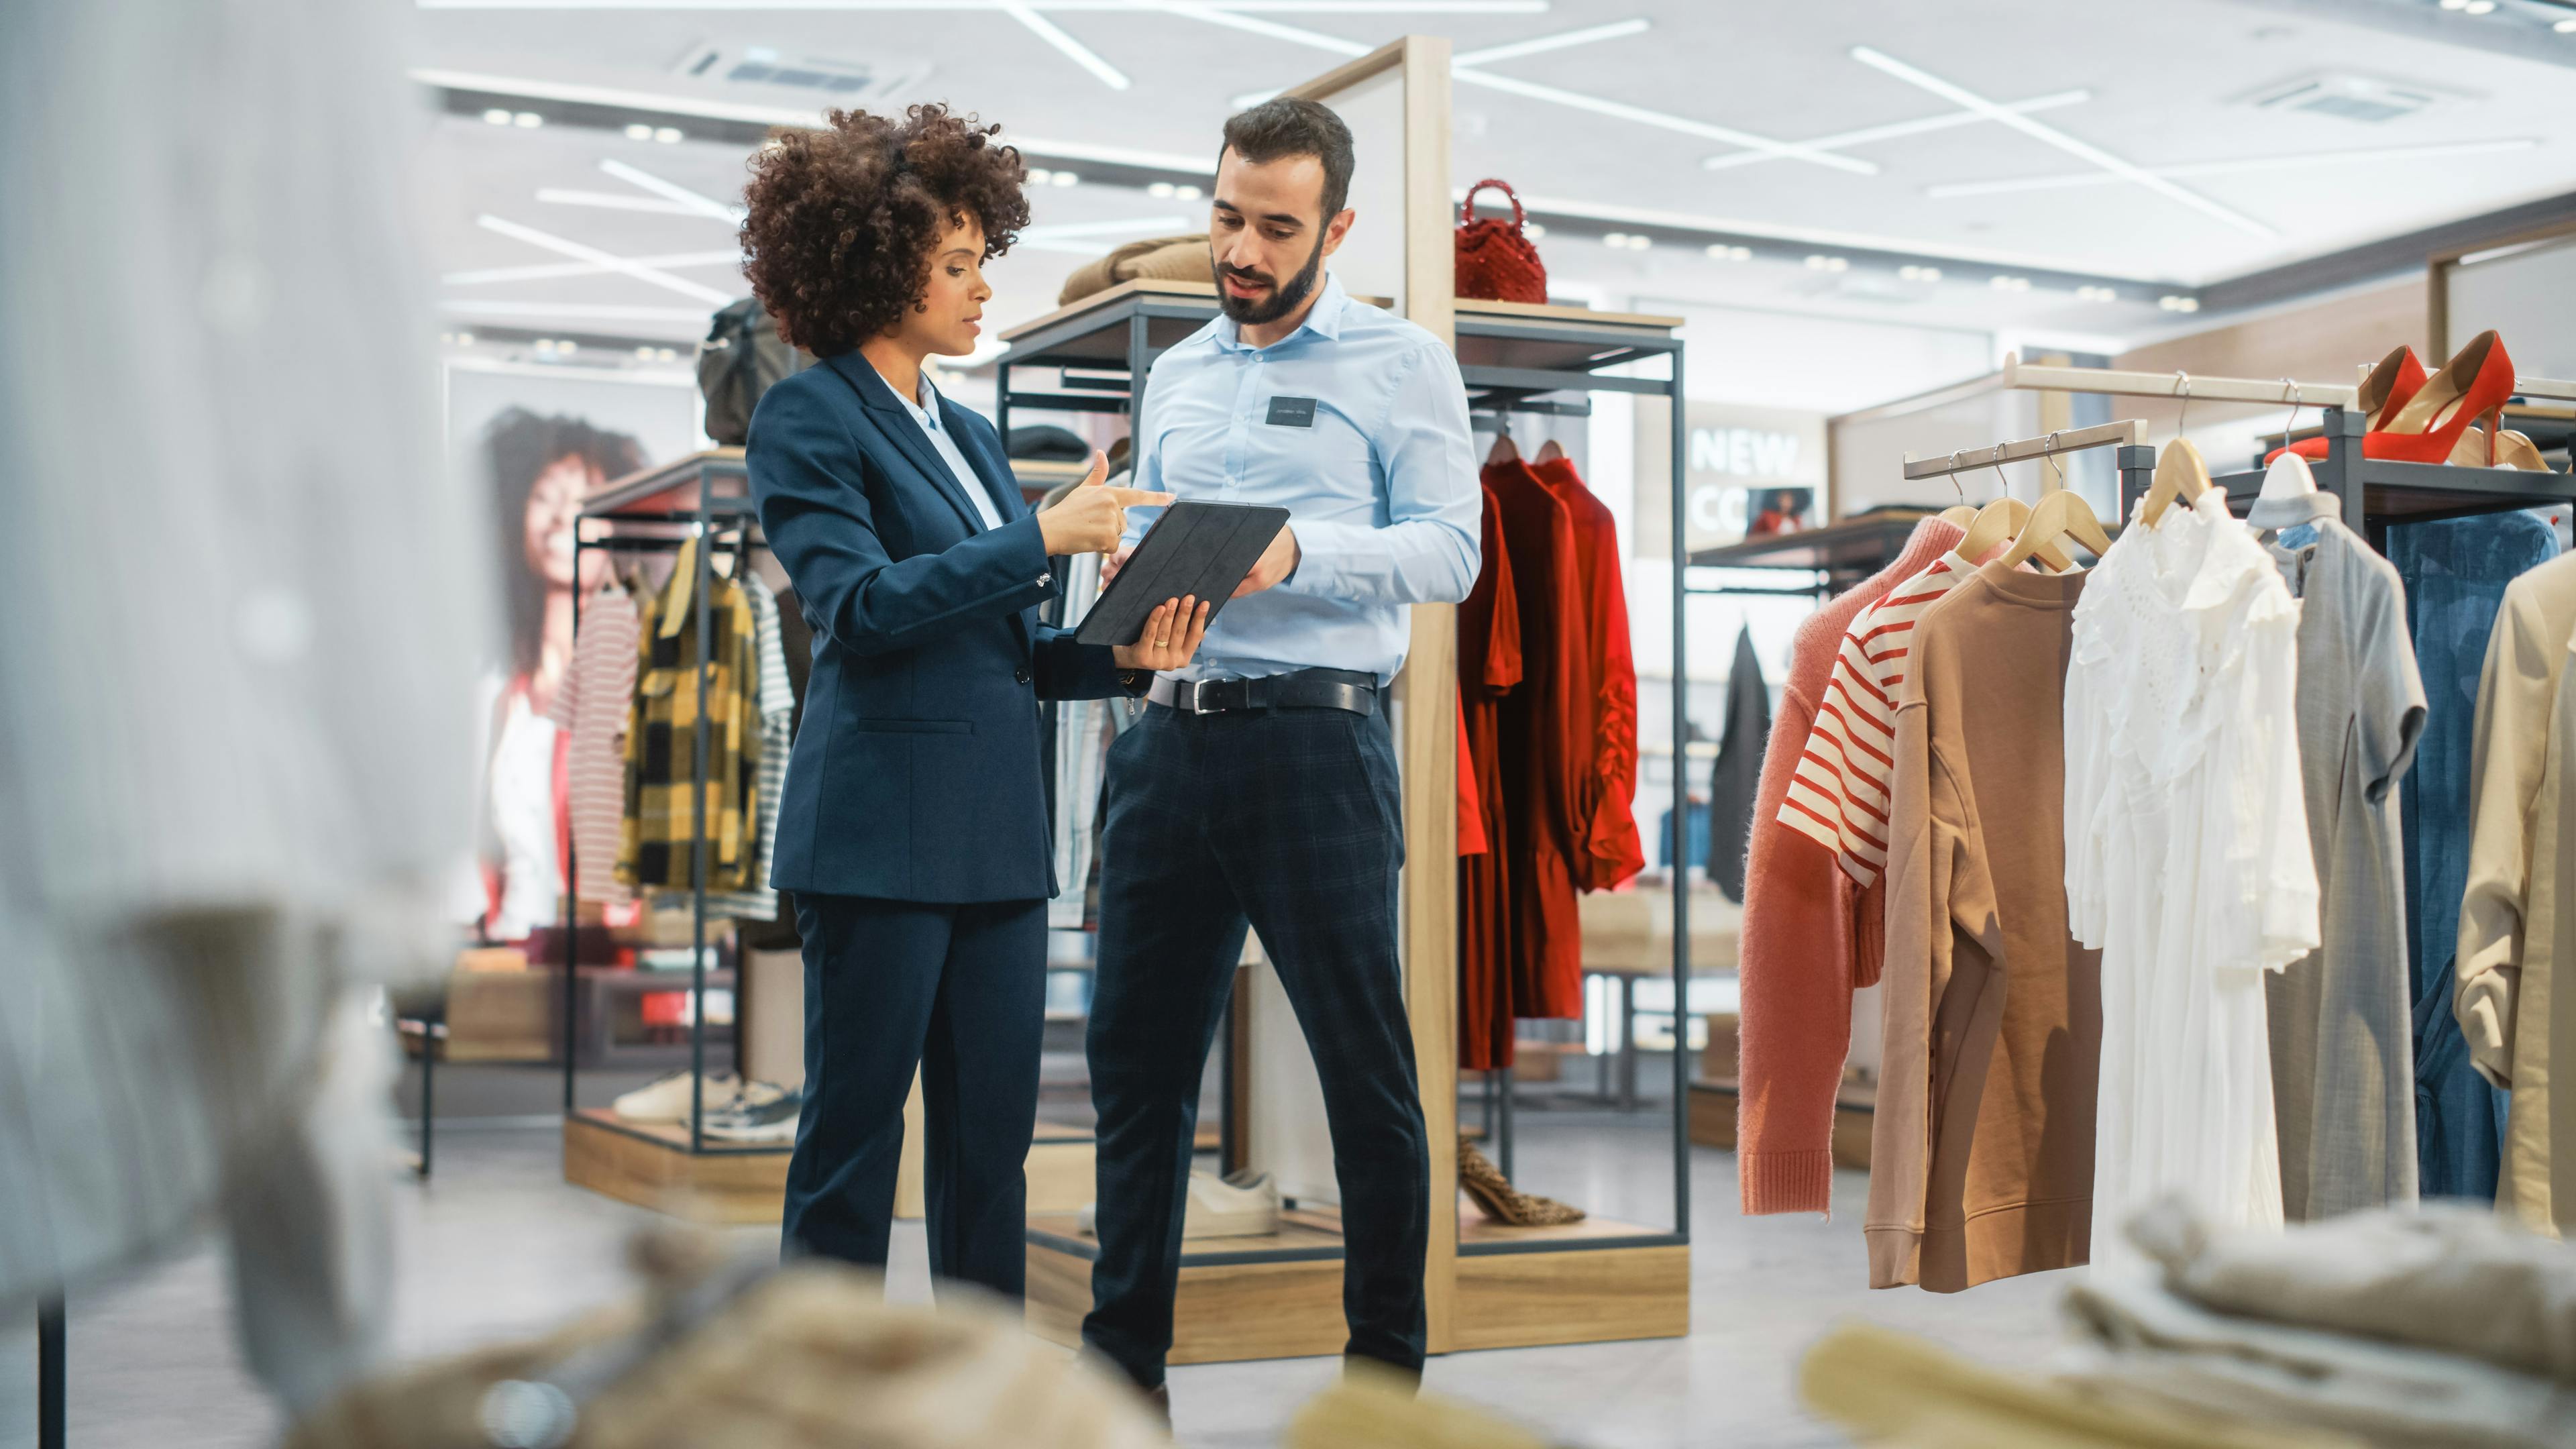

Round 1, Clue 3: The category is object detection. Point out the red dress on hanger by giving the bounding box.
[1458,478,1522,1069]
[1532,454,1646,894]
[1484,457,1590,1027]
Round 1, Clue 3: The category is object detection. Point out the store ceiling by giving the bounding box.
[409,0,2576,350]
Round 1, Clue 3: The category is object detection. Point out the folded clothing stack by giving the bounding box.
[2059,1199,2576,1449]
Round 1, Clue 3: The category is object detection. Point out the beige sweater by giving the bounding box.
[2457,551,2576,1237]
[1868,564,2101,1291]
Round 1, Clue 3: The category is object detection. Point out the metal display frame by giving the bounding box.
[559,449,783,1161]
[2192,405,2576,540]
[996,282,1699,1272]
[1450,299,1694,1260]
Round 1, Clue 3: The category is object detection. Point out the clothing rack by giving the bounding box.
[563,450,777,1162]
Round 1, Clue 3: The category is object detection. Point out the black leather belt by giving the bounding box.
[1148,667,1382,717]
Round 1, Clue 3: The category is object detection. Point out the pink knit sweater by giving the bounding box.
[1736,519,1964,1215]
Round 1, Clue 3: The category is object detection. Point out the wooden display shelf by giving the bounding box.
[1452,297,1686,331]
[1024,1206,1352,1365]
[1686,1077,1874,1170]
[1024,1199,1686,1363]
[564,1109,791,1226]
[566,1110,1096,1224]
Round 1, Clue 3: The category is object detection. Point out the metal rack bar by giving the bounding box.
[2000,354,2357,408]
[1460,365,1672,397]
[38,1295,62,1449]
[1902,418,2148,480]
[1666,339,1690,1248]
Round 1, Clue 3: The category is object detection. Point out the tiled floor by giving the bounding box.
[0,1104,2071,1448]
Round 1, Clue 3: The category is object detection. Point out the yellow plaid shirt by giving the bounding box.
[618,539,762,892]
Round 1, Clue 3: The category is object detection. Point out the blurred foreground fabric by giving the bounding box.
[1805,1198,2576,1449]
[0,0,486,1413]
[289,1243,1168,1449]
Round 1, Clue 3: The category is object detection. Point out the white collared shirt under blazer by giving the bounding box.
[2065,489,2320,1269]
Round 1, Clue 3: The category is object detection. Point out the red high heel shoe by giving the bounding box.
[2367,330,2516,466]
[2267,345,2426,464]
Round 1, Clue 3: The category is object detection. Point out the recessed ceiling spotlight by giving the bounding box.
[635,344,656,358]
[2559,16,2576,32]
[1804,254,1849,271]
[1027,167,1054,184]
[624,123,654,142]
[1524,222,1546,239]
[655,127,684,144]
[1899,264,1942,282]
[1989,274,2032,291]
[482,108,514,126]
[2438,0,2470,10]
[659,347,678,362]
[1705,243,1751,261]
[1175,184,1202,201]
[1147,181,1176,198]
[557,338,578,353]
[456,331,474,346]
[2157,294,2202,313]
[1604,231,1630,247]
[513,111,544,129]
[2463,0,2496,12]
[1627,233,1652,250]
[2076,284,2118,303]
[1051,171,1079,188]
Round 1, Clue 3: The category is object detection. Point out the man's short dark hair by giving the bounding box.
[1219,97,1354,221]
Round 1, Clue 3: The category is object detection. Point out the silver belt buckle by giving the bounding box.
[1186,681,1224,715]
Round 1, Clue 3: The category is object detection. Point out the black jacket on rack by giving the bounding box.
[1707,626,1770,902]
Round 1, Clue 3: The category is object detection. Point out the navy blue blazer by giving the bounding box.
[747,353,1138,904]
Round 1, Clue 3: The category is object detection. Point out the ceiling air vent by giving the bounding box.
[2243,72,2461,125]
[670,43,926,102]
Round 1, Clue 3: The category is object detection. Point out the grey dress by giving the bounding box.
[2266,499,2428,1220]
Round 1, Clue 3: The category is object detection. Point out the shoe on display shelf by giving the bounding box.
[1077,1169,1281,1240]
[703,1089,802,1144]
[1456,1138,1587,1227]
[612,1070,743,1123]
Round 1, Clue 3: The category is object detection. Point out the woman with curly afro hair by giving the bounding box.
[739,103,1208,1300]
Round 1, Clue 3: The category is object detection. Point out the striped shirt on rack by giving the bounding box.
[1777,551,1977,887]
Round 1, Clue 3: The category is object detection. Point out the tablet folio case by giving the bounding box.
[1073,502,1291,647]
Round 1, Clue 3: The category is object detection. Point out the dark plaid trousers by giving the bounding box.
[1081,700,1429,1389]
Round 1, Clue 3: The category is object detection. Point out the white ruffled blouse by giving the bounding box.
[2065,488,2319,1270]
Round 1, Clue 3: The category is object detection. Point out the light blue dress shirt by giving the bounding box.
[1125,272,1481,685]
[886,364,1008,531]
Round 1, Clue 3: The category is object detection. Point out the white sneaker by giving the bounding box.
[1078,1171,1279,1240]
[611,1071,741,1124]
[702,1089,801,1144]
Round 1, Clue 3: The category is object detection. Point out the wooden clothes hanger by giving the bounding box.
[1534,437,1565,464]
[2140,437,2212,527]
[1937,504,1978,527]
[1485,421,1519,466]
[1997,488,2112,572]
[1949,449,2075,571]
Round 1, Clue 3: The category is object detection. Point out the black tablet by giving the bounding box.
[1073,501,1291,647]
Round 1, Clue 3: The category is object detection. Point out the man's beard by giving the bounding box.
[1214,232,1326,325]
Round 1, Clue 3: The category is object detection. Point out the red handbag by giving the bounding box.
[1454,178,1548,305]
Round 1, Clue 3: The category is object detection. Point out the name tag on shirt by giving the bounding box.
[1265,395,1318,428]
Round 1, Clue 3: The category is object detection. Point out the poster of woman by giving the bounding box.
[445,360,702,941]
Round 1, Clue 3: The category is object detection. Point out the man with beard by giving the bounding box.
[1079,97,1481,1412]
